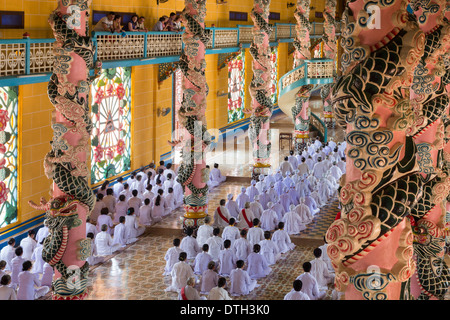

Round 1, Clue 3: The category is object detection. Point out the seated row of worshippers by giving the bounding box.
[162,219,336,300]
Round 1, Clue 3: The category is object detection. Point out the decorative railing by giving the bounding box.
[278,58,334,98]
[0,22,340,80]
[310,112,328,142]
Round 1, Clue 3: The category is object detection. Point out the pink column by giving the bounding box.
[247,0,274,177]
[177,0,210,231]
[29,0,96,299]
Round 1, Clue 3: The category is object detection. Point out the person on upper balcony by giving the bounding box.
[137,16,149,32]
[112,15,123,33]
[152,16,169,31]
[126,14,140,32]
[93,12,115,32]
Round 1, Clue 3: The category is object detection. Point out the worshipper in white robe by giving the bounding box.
[273,178,285,197]
[221,218,240,247]
[273,169,283,183]
[208,277,232,300]
[237,202,255,229]
[124,208,145,244]
[284,279,310,300]
[10,247,25,289]
[297,157,310,176]
[245,180,259,202]
[288,185,299,206]
[311,190,326,208]
[295,198,313,225]
[319,241,335,274]
[0,238,16,271]
[247,244,271,279]
[141,184,155,203]
[17,261,49,300]
[283,171,294,189]
[232,229,252,262]
[113,177,124,198]
[91,193,107,223]
[0,275,17,300]
[267,182,280,204]
[310,247,335,290]
[209,163,226,188]
[193,244,214,275]
[218,239,236,276]
[172,180,184,207]
[30,241,45,274]
[114,194,128,224]
[317,178,332,203]
[260,202,278,232]
[288,150,298,170]
[149,192,164,223]
[200,261,219,294]
[205,227,223,262]
[312,157,329,180]
[304,190,320,215]
[97,208,114,235]
[255,174,266,194]
[259,231,280,265]
[128,190,143,217]
[272,222,296,253]
[86,232,106,266]
[119,183,132,203]
[20,230,37,261]
[264,169,276,187]
[95,224,120,256]
[282,204,306,235]
[164,187,177,212]
[163,173,175,194]
[271,202,285,222]
[236,187,250,210]
[196,216,214,247]
[258,186,271,210]
[97,180,110,197]
[337,157,346,174]
[154,169,166,186]
[138,198,152,226]
[279,156,294,177]
[249,195,264,220]
[179,277,206,300]
[180,227,201,262]
[103,188,116,214]
[86,216,98,238]
[229,260,258,296]
[305,156,315,172]
[225,194,240,219]
[296,262,326,300]
[40,263,54,288]
[35,225,49,245]
[164,238,183,276]
[247,218,265,248]
[279,186,292,213]
[112,216,127,248]
[165,252,194,293]
[213,200,231,228]
[126,173,137,190]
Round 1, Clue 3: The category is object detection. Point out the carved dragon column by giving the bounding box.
[28,0,97,299]
[247,0,274,180]
[326,0,426,300]
[321,0,337,129]
[292,0,313,154]
[177,0,211,232]
[407,0,450,300]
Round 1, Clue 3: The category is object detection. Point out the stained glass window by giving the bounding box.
[91,67,132,185]
[270,46,278,105]
[0,86,18,228]
[227,50,245,123]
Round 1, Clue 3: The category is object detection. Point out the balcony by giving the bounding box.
[0,21,340,86]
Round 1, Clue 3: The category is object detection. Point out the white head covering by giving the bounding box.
[241,187,246,192]
[227,193,233,200]
[251,180,256,185]
[289,204,296,211]
[254,195,260,201]
[259,174,264,181]
[267,202,274,209]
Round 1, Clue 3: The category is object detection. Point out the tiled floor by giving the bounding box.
[40,104,344,300]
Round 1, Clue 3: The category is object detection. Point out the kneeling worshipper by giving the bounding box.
[295,198,313,225]
[259,231,281,265]
[272,221,296,253]
[205,227,223,262]
[225,193,240,219]
[179,277,206,300]
[310,248,335,291]
[304,189,320,215]
[296,262,326,300]
[207,277,232,300]
[229,260,259,296]
[213,199,231,228]
[180,227,201,261]
[284,279,310,300]
[196,215,214,247]
[236,187,250,210]
[282,204,306,235]
[165,252,195,293]
[246,244,271,279]
[260,202,278,232]
[193,244,214,276]
[218,239,237,277]
[249,195,264,220]
[200,261,219,295]
[209,163,226,189]
[236,202,255,229]
[164,238,183,276]
[95,224,121,257]
[246,180,259,202]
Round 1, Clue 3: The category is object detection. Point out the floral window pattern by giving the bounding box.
[227,50,245,123]
[270,46,278,105]
[91,67,132,185]
[0,86,18,228]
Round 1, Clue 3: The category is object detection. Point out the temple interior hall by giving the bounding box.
[1,0,450,302]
